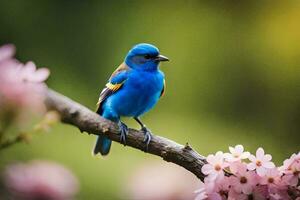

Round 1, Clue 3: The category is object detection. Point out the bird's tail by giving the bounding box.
[93,135,112,156]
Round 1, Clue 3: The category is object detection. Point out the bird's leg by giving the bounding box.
[134,117,152,151]
[118,121,128,146]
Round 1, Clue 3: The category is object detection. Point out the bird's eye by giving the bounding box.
[144,54,151,59]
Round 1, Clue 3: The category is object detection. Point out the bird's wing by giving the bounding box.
[160,79,166,98]
[96,63,130,114]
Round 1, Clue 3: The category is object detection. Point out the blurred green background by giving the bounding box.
[0,0,300,199]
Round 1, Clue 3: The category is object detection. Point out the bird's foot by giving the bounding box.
[118,121,128,146]
[141,126,152,152]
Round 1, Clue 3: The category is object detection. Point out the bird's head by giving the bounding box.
[125,43,169,71]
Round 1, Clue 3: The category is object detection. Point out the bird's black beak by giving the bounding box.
[155,54,169,62]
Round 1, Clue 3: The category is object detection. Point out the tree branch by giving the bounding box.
[45,89,207,180]
[0,135,23,150]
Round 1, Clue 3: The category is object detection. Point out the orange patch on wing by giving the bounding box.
[105,82,123,91]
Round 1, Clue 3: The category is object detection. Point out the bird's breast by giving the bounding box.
[128,70,163,96]
[112,70,164,117]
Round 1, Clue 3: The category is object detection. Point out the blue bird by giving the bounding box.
[93,43,169,156]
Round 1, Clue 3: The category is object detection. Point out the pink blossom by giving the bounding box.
[195,147,300,200]
[224,144,250,162]
[279,152,300,172]
[202,151,228,181]
[260,168,282,189]
[0,44,50,118]
[247,147,275,176]
[3,160,79,200]
[279,152,300,187]
[229,162,258,194]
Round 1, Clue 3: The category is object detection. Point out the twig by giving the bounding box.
[45,89,207,180]
[0,134,26,150]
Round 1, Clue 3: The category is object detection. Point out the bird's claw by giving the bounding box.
[119,122,128,146]
[141,127,152,151]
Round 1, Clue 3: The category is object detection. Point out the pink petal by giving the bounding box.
[207,173,218,181]
[208,192,222,200]
[256,148,265,159]
[215,151,224,162]
[207,155,216,165]
[239,164,247,175]
[219,177,231,190]
[31,68,50,82]
[253,185,268,199]
[242,184,253,194]
[295,163,300,171]
[229,146,235,154]
[233,182,242,193]
[269,168,279,177]
[256,167,267,176]
[247,163,256,171]
[263,161,275,169]
[203,178,216,193]
[195,192,207,200]
[24,61,36,72]
[264,154,272,162]
[241,152,250,159]
[0,44,15,62]
[248,155,256,162]
[202,164,213,175]
[235,145,244,154]
[260,177,268,185]
[223,153,232,160]
[229,163,239,174]
[215,172,225,183]
[286,175,298,186]
[221,162,229,168]
[247,171,258,185]
[231,162,247,175]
